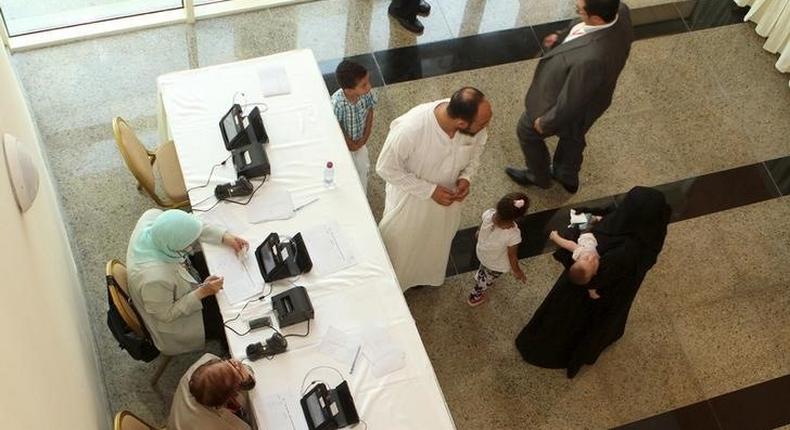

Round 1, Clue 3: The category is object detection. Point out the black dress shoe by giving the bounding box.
[388,9,424,34]
[505,166,551,189]
[551,174,579,194]
[417,0,431,16]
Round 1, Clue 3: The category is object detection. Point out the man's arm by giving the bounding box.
[358,108,375,147]
[538,59,605,134]
[549,230,578,252]
[375,128,438,200]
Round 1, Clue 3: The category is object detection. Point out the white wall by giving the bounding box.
[0,45,109,429]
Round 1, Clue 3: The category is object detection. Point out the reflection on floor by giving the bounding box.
[8,0,790,427]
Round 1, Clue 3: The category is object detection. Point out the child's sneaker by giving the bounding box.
[467,291,487,307]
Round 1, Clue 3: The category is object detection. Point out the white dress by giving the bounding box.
[376,100,488,291]
[476,209,522,273]
[572,232,599,261]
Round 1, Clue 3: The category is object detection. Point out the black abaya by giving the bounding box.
[516,187,670,375]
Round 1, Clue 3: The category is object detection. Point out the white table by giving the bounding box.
[157,49,456,430]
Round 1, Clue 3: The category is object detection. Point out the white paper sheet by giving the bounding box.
[301,222,357,276]
[213,247,265,304]
[362,327,406,378]
[256,392,305,430]
[319,326,361,366]
[257,64,291,97]
[201,207,248,235]
[248,183,295,224]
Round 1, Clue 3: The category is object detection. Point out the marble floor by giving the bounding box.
[9,0,790,427]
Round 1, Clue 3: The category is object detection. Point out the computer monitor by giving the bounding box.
[219,104,244,150]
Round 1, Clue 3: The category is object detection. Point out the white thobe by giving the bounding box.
[376,99,488,291]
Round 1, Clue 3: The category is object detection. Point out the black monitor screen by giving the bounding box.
[219,104,242,147]
[305,392,329,427]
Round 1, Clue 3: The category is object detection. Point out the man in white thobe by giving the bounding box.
[377,87,492,291]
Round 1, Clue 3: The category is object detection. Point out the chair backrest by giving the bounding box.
[106,259,144,338]
[114,410,159,430]
[113,117,157,200]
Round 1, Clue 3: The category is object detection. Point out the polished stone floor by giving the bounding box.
[9,0,790,427]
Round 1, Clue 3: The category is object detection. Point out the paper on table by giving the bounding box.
[301,221,357,276]
[200,207,248,235]
[361,327,405,378]
[319,326,361,365]
[569,209,588,225]
[257,64,291,97]
[212,248,264,304]
[248,183,295,224]
[256,392,305,430]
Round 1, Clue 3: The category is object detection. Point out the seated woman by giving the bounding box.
[169,353,256,430]
[127,209,248,355]
[516,186,671,378]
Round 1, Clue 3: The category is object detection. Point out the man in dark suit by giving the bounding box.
[389,0,431,34]
[506,0,634,193]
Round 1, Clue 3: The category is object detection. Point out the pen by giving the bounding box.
[349,346,362,375]
[294,197,320,211]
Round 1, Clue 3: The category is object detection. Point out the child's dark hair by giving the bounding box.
[496,192,530,222]
[335,60,368,90]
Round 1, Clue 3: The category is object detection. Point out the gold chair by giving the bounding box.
[106,259,173,386]
[113,117,189,208]
[113,410,162,430]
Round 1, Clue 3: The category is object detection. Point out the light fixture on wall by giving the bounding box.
[3,133,39,213]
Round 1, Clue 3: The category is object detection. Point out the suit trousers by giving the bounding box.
[389,0,420,18]
[516,111,587,187]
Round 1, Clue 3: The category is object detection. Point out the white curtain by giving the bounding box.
[735,0,790,86]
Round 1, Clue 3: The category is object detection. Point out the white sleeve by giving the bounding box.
[459,129,488,182]
[376,126,437,199]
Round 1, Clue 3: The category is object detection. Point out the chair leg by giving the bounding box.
[150,355,173,386]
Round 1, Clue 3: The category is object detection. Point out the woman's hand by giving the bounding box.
[197,275,224,298]
[223,233,249,255]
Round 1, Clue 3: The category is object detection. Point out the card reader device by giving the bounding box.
[271,286,314,328]
[300,381,359,430]
[255,232,313,283]
[219,104,270,179]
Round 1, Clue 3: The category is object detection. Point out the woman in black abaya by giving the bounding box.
[515,186,671,378]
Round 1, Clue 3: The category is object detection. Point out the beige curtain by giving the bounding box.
[735,0,790,85]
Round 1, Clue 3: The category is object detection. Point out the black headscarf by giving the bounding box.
[593,186,671,257]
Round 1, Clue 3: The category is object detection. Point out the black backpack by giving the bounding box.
[106,274,160,362]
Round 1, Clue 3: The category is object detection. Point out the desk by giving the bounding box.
[157,50,456,430]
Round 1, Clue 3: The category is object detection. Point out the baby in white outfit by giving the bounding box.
[549,229,601,299]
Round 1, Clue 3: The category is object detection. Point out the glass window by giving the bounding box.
[0,0,183,36]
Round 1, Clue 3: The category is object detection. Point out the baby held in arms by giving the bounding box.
[549,216,603,299]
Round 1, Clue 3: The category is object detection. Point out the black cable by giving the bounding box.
[186,155,231,194]
[222,283,274,337]
[283,319,310,338]
[225,324,251,337]
[191,175,268,213]
[299,365,346,395]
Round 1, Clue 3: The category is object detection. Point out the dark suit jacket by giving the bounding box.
[525,3,634,135]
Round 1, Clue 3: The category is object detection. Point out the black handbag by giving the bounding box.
[105,279,160,362]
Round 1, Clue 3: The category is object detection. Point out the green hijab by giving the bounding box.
[132,210,202,264]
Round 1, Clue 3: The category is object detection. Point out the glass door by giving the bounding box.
[0,0,183,36]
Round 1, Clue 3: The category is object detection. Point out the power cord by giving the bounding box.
[299,365,346,395]
[192,175,268,213]
[222,283,274,337]
[186,155,231,194]
[283,319,310,338]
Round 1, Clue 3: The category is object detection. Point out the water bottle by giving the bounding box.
[323,161,335,188]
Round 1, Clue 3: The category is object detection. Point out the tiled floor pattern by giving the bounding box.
[7,0,790,426]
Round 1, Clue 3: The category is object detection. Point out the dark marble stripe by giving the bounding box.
[374,27,542,85]
[320,0,749,88]
[614,374,790,430]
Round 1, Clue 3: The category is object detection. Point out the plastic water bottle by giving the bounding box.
[323,161,335,188]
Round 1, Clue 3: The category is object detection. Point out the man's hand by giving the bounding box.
[534,117,545,135]
[543,33,559,49]
[431,185,455,206]
[222,233,249,255]
[453,178,471,202]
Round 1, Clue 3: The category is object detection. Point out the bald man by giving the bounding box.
[377,87,492,291]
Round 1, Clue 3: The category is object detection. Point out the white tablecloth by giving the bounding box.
[157,49,456,430]
[735,0,790,86]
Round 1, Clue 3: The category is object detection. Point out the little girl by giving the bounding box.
[468,192,529,307]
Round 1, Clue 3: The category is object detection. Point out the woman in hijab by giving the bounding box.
[127,209,248,355]
[516,186,671,378]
